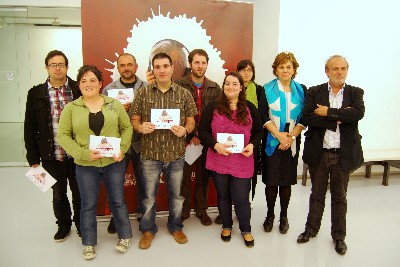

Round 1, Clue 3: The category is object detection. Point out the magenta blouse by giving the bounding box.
[206,108,254,178]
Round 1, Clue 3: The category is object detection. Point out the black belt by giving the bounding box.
[322,148,340,153]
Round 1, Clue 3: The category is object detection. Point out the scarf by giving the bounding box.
[264,78,304,156]
[246,81,258,108]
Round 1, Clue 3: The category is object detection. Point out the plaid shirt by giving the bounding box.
[131,83,198,162]
[47,79,73,160]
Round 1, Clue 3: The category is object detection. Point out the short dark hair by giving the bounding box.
[118,53,137,65]
[45,50,69,67]
[151,52,172,67]
[188,49,209,64]
[77,65,103,83]
[236,59,256,81]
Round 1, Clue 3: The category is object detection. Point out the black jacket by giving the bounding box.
[24,77,81,165]
[302,83,365,171]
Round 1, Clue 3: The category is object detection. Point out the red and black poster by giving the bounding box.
[81,0,253,215]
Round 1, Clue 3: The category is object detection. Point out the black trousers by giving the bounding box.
[305,151,350,240]
[42,158,80,228]
[181,149,209,217]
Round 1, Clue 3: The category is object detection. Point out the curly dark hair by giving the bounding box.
[216,72,249,125]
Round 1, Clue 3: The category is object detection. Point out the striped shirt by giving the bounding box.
[47,79,73,161]
[131,83,198,162]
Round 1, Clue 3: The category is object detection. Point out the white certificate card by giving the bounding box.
[89,135,121,157]
[217,133,244,153]
[107,88,134,104]
[185,144,203,165]
[25,165,57,193]
[151,109,180,129]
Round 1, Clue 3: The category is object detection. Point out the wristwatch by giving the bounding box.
[291,135,296,140]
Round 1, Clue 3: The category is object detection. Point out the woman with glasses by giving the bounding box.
[236,60,267,200]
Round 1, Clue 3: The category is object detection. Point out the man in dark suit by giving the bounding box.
[297,55,365,255]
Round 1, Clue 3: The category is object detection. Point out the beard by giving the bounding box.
[192,70,205,79]
[122,71,135,80]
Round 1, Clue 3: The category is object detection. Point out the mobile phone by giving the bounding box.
[147,66,155,84]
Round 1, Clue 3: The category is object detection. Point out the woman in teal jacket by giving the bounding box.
[58,65,133,260]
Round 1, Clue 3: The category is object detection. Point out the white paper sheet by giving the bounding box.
[25,165,57,193]
[185,144,204,165]
[89,135,121,157]
[106,88,134,104]
[151,108,180,129]
[217,133,244,153]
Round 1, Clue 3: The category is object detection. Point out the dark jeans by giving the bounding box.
[210,170,251,233]
[42,158,80,229]
[181,150,209,216]
[305,151,350,240]
[124,150,144,217]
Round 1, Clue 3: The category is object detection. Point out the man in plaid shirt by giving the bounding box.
[24,50,82,242]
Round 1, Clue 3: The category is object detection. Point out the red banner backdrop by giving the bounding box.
[81,0,253,215]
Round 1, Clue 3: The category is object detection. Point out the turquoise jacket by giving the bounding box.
[57,95,133,167]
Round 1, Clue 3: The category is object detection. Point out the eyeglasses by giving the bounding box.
[47,63,67,69]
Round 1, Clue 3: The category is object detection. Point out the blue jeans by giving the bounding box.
[139,157,185,235]
[124,149,144,217]
[210,170,252,234]
[76,161,132,246]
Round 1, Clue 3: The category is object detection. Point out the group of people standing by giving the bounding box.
[24,48,364,260]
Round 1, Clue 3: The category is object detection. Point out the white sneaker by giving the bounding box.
[83,246,96,260]
[115,239,130,253]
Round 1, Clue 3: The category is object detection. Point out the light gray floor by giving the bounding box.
[1,166,399,267]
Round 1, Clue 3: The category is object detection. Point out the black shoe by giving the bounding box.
[279,217,289,234]
[197,214,212,226]
[263,215,275,232]
[54,227,70,242]
[297,231,316,243]
[220,230,231,242]
[107,218,116,234]
[214,215,222,225]
[181,214,190,221]
[334,240,347,255]
[243,233,254,248]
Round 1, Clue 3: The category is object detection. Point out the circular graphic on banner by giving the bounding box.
[105,6,226,84]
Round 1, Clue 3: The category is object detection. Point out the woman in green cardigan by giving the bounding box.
[57,65,133,260]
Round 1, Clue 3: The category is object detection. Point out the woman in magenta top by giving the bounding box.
[198,72,263,247]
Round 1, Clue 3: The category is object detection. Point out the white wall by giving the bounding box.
[278,0,400,152]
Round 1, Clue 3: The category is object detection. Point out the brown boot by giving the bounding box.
[172,231,188,244]
[139,232,154,249]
